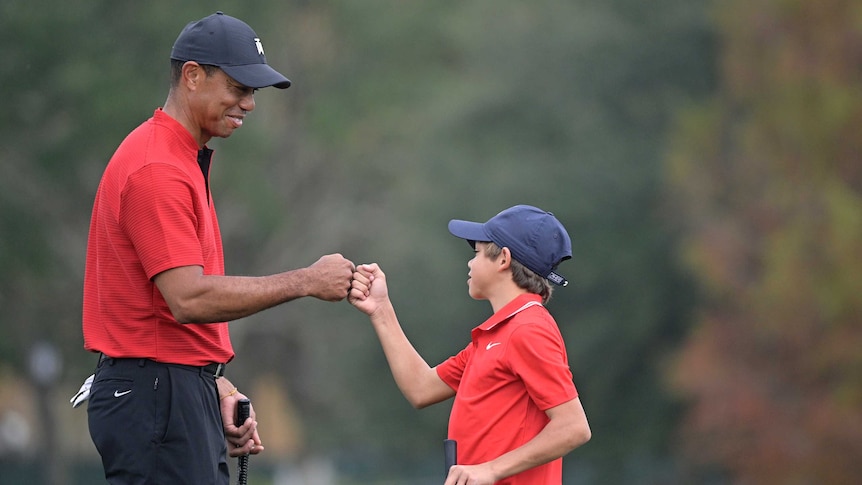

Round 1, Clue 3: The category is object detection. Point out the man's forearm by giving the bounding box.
[157,267,321,323]
[178,270,316,323]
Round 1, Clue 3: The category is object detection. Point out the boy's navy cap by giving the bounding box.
[448,205,572,286]
[171,11,291,89]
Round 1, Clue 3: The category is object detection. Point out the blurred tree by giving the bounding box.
[0,1,298,482]
[1,0,716,483]
[667,0,862,483]
[253,0,716,482]
[0,0,224,378]
[0,2,228,483]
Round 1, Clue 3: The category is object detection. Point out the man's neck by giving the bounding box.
[163,92,209,148]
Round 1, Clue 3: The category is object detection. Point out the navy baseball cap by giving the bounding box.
[448,205,572,286]
[171,11,291,89]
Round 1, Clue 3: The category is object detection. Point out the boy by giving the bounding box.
[349,205,591,485]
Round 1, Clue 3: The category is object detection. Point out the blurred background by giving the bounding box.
[1,0,861,483]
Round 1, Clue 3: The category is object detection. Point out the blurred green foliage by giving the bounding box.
[0,0,723,483]
[667,0,862,483]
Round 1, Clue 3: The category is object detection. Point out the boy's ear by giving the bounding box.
[499,247,513,270]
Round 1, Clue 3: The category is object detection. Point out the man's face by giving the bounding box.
[192,66,256,142]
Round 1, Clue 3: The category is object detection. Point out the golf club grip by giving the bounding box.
[444,439,457,476]
[236,398,251,485]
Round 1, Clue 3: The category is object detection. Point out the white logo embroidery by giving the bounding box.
[114,389,132,398]
[486,342,502,351]
[254,38,265,56]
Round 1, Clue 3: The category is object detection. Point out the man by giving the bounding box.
[81,11,354,484]
[350,205,591,484]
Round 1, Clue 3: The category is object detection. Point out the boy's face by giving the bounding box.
[466,242,497,300]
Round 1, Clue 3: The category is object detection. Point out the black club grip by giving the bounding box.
[444,439,457,477]
[235,398,251,485]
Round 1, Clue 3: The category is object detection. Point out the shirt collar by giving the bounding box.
[154,108,202,153]
[476,293,544,332]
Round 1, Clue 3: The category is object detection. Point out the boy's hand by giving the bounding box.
[444,463,497,485]
[348,263,387,315]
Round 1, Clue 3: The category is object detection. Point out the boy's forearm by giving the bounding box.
[369,301,447,408]
[369,302,429,388]
[486,399,591,480]
[486,423,587,480]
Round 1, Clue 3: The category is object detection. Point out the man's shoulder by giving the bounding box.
[110,117,195,170]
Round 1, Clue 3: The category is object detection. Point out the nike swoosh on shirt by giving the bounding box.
[486,342,502,351]
[114,390,132,398]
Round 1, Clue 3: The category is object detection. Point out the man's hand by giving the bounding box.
[218,381,264,457]
[306,253,355,301]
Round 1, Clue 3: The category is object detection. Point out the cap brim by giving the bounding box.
[448,219,490,243]
[221,63,291,89]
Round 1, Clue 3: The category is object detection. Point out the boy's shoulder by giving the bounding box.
[502,298,557,330]
[512,302,556,323]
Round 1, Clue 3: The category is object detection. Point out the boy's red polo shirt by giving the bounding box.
[436,293,578,484]
[83,108,233,366]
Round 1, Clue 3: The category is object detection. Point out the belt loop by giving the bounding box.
[137,359,146,368]
[98,353,115,367]
[202,363,226,378]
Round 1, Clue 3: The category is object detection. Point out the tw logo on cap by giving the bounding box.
[254,38,265,56]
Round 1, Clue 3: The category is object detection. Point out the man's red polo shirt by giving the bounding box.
[436,293,578,484]
[83,108,233,366]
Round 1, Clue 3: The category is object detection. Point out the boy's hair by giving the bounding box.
[449,205,571,287]
[483,242,553,304]
[170,59,220,87]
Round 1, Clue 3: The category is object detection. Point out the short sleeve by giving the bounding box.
[119,163,204,279]
[436,342,474,392]
[506,323,578,411]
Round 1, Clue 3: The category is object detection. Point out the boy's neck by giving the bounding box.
[487,283,529,314]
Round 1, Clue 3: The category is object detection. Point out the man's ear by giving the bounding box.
[181,61,204,90]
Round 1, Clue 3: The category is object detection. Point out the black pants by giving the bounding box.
[87,358,229,485]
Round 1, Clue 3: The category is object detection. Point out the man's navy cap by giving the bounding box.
[171,11,291,89]
[448,205,572,287]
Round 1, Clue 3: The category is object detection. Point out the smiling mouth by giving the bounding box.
[227,115,244,127]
